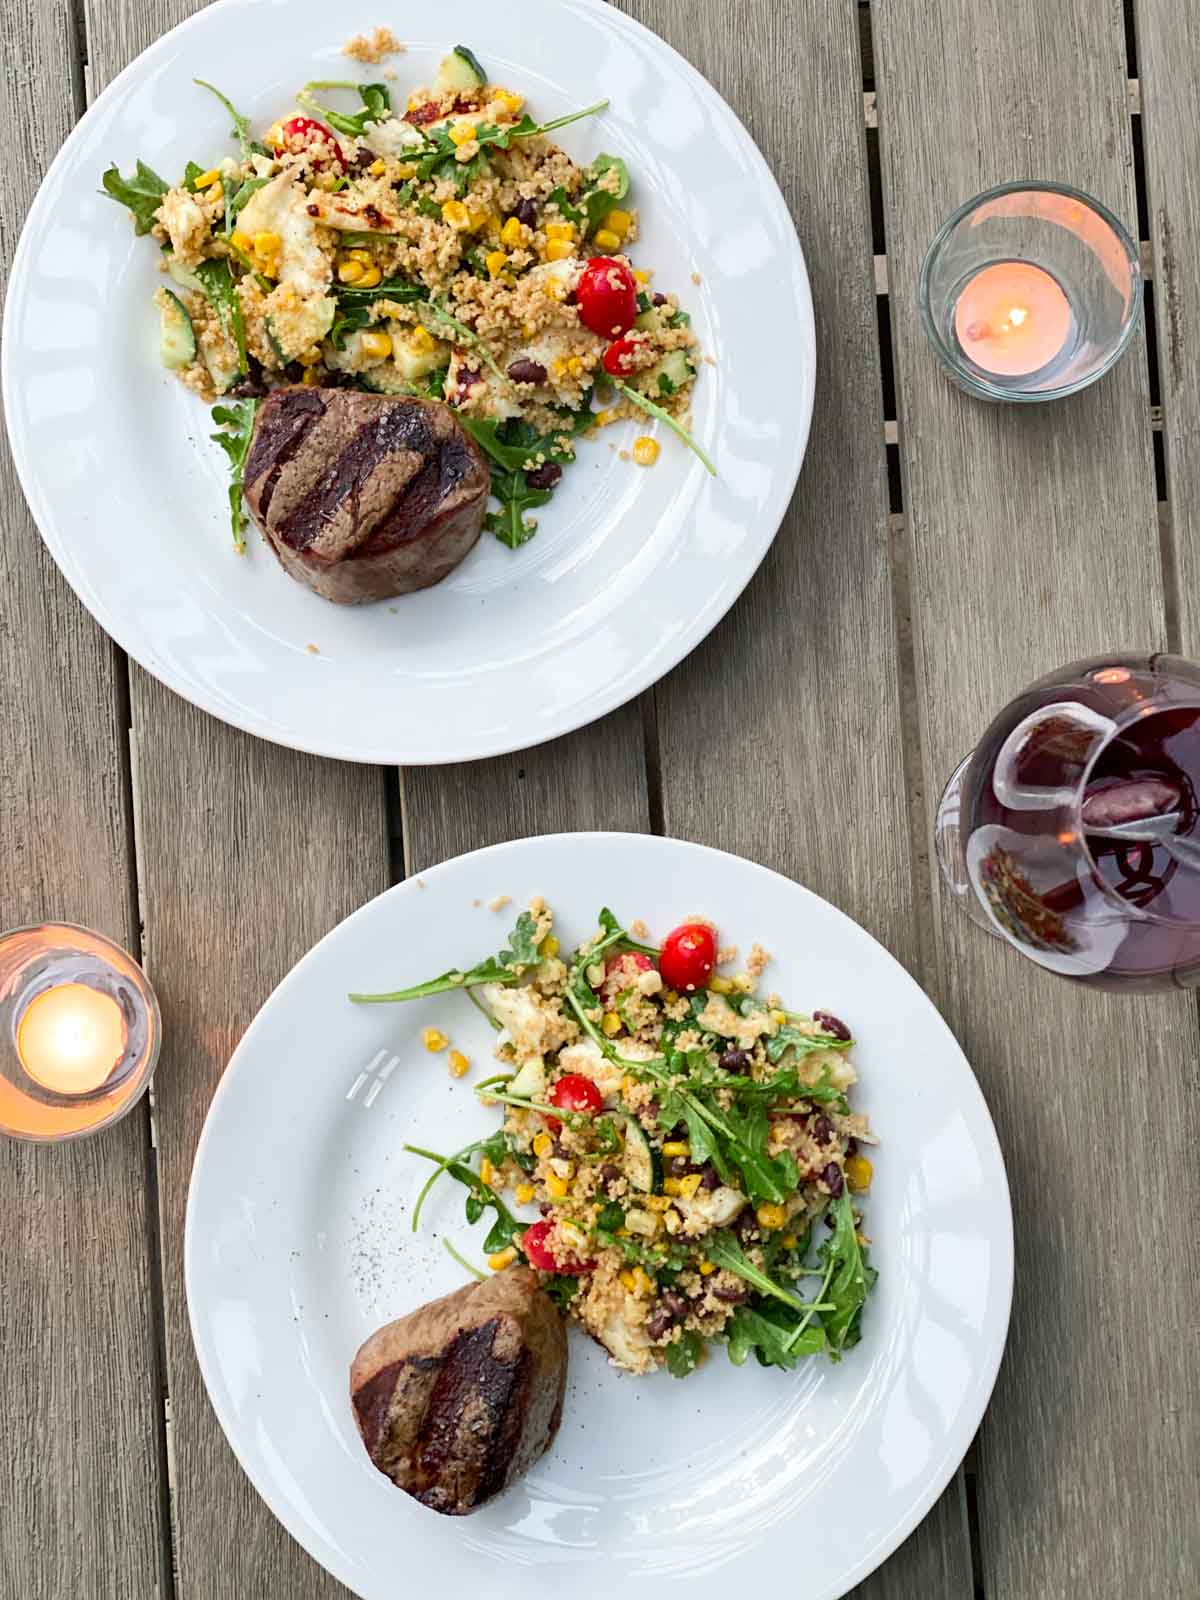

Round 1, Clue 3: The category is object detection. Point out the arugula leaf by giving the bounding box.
[193,79,265,160]
[100,160,168,235]
[596,908,659,957]
[578,153,630,232]
[443,1237,487,1281]
[767,1021,853,1065]
[419,300,511,391]
[543,1273,582,1311]
[209,400,258,553]
[412,101,608,189]
[613,380,715,475]
[726,1302,827,1369]
[405,1143,524,1253]
[224,175,269,234]
[299,81,392,138]
[183,161,205,191]
[194,259,247,374]
[349,909,541,1002]
[819,1190,876,1357]
[328,276,426,350]
[665,1330,703,1378]
[705,1232,809,1310]
[595,1202,625,1232]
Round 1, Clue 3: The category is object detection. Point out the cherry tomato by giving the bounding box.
[271,115,346,172]
[602,333,646,377]
[521,1219,594,1274]
[576,256,638,339]
[658,921,717,992]
[601,949,654,1004]
[544,1072,604,1132]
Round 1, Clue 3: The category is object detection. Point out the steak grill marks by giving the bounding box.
[243,388,326,519]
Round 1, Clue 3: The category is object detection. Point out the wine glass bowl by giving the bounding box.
[935,654,1200,991]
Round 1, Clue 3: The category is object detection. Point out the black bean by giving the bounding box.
[713,1284,748,1303]
[661,1290,688,1318]
[513,196,539,228]
[812,1115,833,1145]
[539,1202,554,1216]
[699,1162,721,1191]
[284,361,304,382]
[666,1155,690,1178]
[652,292,669,306]
[734,1209,759,1242]
[229,374,267,398]
[846,1136,858,1156]
[646,1308,675,1340]
[350,149,374,172]
[644,1099,660,1123]
[507,358,548,386]
[814,1011,851,1041]
[719,1049,751,1074]
[822,1161,845,1198]
[599,1162,621,1194]
[525,462,563,491]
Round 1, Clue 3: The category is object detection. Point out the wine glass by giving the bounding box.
[934,653,1200,991]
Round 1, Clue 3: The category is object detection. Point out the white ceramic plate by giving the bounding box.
[186,833,1013,1600]
[3,0,814,764]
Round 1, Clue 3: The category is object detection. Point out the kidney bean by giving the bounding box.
[525,462,562,491]
[811,1115,833,1145]
[814,1011,851,1041]
[513,196,539,228]
[719,1048,751,1074]
[646,1308,675,1341]
[507,358,548,386]
[822,1162,845,1198]
[643,1099,661,1124]
[713,1284,748,1303]
[599,1162,622,1193]
[652,292,668,306]
[661,1290,688,1319]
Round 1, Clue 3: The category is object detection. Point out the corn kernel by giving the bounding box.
[633,268,650,284]
[594,227,621,252]
[619,1268,636,1292]
[369,158,387,176]
[193,168,222,190]
[356,265,382,289]
[541,276,568,300]
[620,1075,636,1098]
[514,1182,536,1205]
[677,1173,703,1200]
[544,238,575,262]
[620,1266,653,1297]
[846,1155,874,1193]
[661,1140,690,1158]
[300,365,321,386]
[253,231,282,257]
[296,346,322,367]
[546,1173,570,1199]
[663,1208,682,1234]
[606,209,633,239]
[545,221,576,241]
[732,973,755,993]
[532,1132,554,1158]
[756,1202,787,1230]
[396,161,418,179]
[448,1049,470,1078]
[409,326,438,353]
[662,1176,683,1197]
[230,230,252,254]
[479,1156,498,1187]
[632,436,660,467]
[567,356,585,377]
[449,120,478,146]
[488,1246,517,1271]
[485,212,504,236]
[337,259,365,285]
[699,1259,717,1276]
[601,1011,621,1037]
[347,247,374,265]
[360,330,393,360]
[708,975,733,995]
[485,249,509,279]
[500,216,527,248]
[467,208,490,231]
[540,934,560,958]
[500,91,525,115]
[644,1195,673,1213]
[770,1009,787,1025]
[422,1027,449,1052]
[203,182,224,205]
[441,199,471,230]
[780,1233,799,1250]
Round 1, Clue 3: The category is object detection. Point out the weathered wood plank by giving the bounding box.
[81,4,385,1595]
[0,4,168,1597]
[872,3,1200,1598]
[615,2,972,1595]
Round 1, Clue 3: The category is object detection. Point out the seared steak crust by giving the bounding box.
[244,387,490,604]
[349,1267,567,1515]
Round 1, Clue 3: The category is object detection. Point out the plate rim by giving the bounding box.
[185,829,1014,1600]
[1,0,816,766]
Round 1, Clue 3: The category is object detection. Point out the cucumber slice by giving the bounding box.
[202,343,240,395]
[164,254,207,297]
[435,46,487,94]
[509,1057,546,1100]
[642,348,694,397]
[607,1112,657,1193]
[159,290,196,369]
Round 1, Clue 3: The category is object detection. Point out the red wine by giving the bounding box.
[960,655,1200,991]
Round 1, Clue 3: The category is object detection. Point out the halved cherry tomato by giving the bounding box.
[576,256,637,339]
[658,921,717,992]
[271,115,346,173]
[602,333,646,377]
[544,1072,604,1132]
[521,1218,594,1274]
[601,949,655,1004]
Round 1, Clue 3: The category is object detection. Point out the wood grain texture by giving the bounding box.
[612,4,972,1596]
[0,4,169,1597]
[81,4,385,1594]
[1136,0,1200,656]
[871,3,1200,1598]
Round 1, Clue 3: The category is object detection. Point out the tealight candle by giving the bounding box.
[954,262,1073,376]
[17,983,127,1095]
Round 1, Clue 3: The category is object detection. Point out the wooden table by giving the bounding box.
[3,3,1198,1596]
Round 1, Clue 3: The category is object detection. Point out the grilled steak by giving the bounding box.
[243,387,490,604]
[350,1266,567,1515]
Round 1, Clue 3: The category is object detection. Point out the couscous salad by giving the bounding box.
[351,903,878,1378]
[101,43,712,555]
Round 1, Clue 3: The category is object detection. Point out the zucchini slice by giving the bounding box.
[159,290,196,369]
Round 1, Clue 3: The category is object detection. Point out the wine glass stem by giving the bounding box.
[934,751,1001,938]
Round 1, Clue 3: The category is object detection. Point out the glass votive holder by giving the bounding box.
[0,923,160,1143]
[920,180,1142,402]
